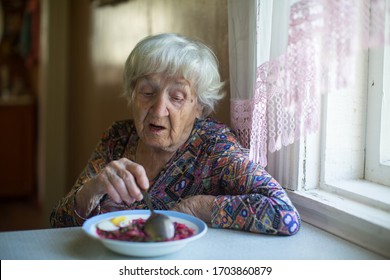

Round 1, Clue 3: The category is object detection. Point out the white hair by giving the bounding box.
[123,33,225,117]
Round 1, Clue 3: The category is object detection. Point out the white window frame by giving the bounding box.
[365,30,390,186]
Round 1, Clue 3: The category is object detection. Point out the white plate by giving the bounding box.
[82,209,207,257]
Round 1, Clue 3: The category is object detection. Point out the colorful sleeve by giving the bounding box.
[49,124,121,228]
[210,141,301,236]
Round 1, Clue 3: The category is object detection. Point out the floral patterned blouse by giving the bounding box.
[50,118,300,235]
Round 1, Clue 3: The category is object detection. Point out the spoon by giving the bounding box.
[141,190,175,240]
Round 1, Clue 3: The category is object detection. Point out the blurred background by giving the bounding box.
[0,0,230,231]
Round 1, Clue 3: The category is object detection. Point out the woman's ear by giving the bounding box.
[128,90,136,119]
[129,100,135,119]
[195,103,204,119]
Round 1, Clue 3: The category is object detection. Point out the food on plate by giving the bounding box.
[96,216,195,242]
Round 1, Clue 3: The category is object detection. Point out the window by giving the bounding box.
[365,35,390,186]
[267,0,390,258]
[227,0,390,257]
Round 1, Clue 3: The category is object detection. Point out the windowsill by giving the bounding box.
[288,180,390,258]
[322,179,390,212]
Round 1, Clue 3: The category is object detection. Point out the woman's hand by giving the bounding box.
[171,195,215,223]
[75,158,149,217]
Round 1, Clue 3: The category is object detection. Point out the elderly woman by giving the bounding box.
[50,33,300,235]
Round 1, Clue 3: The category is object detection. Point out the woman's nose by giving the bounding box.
[150,93,169,116]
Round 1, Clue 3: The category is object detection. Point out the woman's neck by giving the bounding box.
[135,141,175,181]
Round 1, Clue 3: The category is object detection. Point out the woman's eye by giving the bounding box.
[170,91,186,103]
[171,96,185,104]
[173,96,183,101]
[141,91,154,97]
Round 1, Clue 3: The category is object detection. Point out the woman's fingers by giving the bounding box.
[123,160,149,191]
[104,178,123,204]
[116,168,142,202]
[171,195,214,223]
[105,168,134,204]
[100,158,149,204]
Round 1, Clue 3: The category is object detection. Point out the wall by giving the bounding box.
[39,0,69,226]
[67,0,229,192]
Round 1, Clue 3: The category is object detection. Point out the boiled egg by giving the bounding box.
[97,220,119,231]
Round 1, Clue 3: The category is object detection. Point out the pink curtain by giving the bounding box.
[230,0,390,167]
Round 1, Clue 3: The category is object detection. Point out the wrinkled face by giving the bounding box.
[132,73,203,153]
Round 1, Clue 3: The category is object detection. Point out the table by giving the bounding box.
[0,222,385,260]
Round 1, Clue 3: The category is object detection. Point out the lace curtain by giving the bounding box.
[229,0,390,167]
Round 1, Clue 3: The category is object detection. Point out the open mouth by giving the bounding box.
[149,123,166,131]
